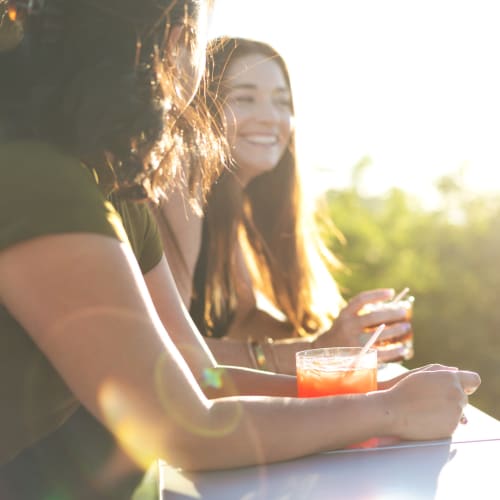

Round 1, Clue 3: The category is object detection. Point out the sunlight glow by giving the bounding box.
[99,381,162,470]
[209,0,500,205]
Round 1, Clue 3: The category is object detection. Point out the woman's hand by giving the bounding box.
[313,288,411,348]
[381,368,481,441]
[378,363,456,390]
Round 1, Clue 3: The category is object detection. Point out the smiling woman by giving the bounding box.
[156,37,415,374]
[185,37,347,349]
[220,52,293,184]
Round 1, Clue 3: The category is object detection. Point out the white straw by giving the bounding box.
[391,287,410,303]
[351,323,386,369]
[361,323,386,353]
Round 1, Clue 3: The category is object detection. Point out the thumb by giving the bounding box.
[458,370,481,395]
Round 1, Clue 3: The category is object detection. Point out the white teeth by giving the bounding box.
[244,135,277,145]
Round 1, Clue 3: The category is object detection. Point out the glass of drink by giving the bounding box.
[296,347,378,448]
[296,347,378,398]
[359,296,415,364]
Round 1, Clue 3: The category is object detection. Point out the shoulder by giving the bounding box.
[0,140,102,197]
[0,141,125,252]
[0,140,110,214]
[156,190,203,274]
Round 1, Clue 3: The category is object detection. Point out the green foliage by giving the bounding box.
[317,173,500,419]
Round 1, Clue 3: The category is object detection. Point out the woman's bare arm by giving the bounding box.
[0,233,480,471]
[155,191,202,307]
[144,255,298,397]
[156,198,316,374]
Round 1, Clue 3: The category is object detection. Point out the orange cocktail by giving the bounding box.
[296,347,378,448]
[297,365,377,397]
[296,347,377,398]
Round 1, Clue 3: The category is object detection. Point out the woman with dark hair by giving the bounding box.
[158,37,413,374]
[0,5,479,499]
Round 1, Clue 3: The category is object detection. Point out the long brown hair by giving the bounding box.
[191,37,344,338]
[0,0,223,201]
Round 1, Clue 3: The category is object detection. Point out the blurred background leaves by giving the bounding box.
[317,166,500,418]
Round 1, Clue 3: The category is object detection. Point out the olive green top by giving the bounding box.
[0,141,163,466]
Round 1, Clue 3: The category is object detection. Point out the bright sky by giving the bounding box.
[209,0,500,206]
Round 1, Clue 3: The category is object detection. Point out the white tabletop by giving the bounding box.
[159,404,500,500]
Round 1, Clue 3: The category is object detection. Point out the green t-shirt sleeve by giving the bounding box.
[111,197,163,274]
[139,204,163,273]
[0,141,126,251]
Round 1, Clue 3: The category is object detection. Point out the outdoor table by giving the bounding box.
[156,364,500,499]
[158,404,500,499]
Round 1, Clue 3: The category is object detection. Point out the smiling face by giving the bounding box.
[221,53,294,185]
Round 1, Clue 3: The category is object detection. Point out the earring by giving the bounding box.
[0,1,24,52]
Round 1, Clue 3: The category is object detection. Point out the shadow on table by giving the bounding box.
[160,441,454,500]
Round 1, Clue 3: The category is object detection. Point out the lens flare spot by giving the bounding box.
[98,381,160,471]
[154,353,243,437]
[202,367,224,389]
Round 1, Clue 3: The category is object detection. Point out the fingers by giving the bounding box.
[414,369,479,411]
[458,370,481,396]
[394,366,457,386]
[408,367,480,396]
[414,364,458,373]
[358,308,409,329]
[344,288,395,314]
[367,322,411,342]
[331,288,412,348]
[335,319,410,349]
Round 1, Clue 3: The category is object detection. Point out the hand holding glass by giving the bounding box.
[359,295,415,363]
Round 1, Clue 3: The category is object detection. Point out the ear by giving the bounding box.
[0,12,24,53]
[165,25,184,67]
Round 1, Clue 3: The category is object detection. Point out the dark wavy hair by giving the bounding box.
[190,37,344,339]
[0,0,224,200]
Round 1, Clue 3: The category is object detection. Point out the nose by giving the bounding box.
[255,98,282,123]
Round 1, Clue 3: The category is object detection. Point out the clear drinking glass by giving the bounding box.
[296,347,379,448]
[296,347,378,398]
[359,296,415,364]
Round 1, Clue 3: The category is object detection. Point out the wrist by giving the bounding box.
[262,337,279,373]
[370,388,397,437]
[311,331,323,350]
[247,337,278,372]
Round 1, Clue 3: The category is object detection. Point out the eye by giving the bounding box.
[229,94,255,105]
[275,97,292,109]
[273,90,292,110]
